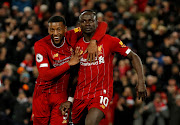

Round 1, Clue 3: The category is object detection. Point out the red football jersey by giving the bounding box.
[34,22,107,93]
[74,35,131,99]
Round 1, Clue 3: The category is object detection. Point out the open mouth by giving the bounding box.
[85,27,91,31]
[54,36,59,41]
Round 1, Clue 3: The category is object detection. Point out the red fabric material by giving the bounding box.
[72,97,111,124]
[34,36,71,93]
[34,21,107,93]
[134,0,148,12]
[32,90,68,124]
[74,35,129,100]
[99,93,119,125]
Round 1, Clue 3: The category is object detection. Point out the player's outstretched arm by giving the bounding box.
[86,21,107,62]
[34,43,81,82]
[126,51,147,101]
[66,22,107,63]
[110,36,147,100]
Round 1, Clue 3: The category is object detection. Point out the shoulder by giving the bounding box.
[66,27,81,35]
[34,35,51,47]
[101,34,120,42]
[105,35,119,40]
[75,37,83,46]
[77,37,84,44]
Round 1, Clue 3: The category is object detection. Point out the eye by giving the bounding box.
[50,29,54,32]
[89,20,94,23]
[81,20,86,23]
[57,28,61,31]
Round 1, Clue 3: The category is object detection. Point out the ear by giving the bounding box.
[78,21,81,27]
[48,27,50,34]
[65,26,67,32]
[48,23,50,34]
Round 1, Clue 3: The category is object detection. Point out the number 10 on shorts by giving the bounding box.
[100,96,109,107]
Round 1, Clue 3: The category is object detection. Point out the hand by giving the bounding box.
[59,101,72,115]
[84,40,98,63]
[68,47,81,66]
[136,81,147,101]
[24,119,29,125]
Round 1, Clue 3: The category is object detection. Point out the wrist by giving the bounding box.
[68,97,74,103]
[68,61,72,66]
[90,39,97,43]
[138,78,145,83]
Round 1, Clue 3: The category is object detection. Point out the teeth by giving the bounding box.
[54,37,59,39]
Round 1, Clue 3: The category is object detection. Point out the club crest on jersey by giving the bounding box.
[70,48,73,52]
[62,113,68,124]
[98,45,103,55]
[53,53,58,58]
[100,104,106,109]
[119,40,126,47]
[36,54,43,63]
[62,120,67,124]
[80,50,83,55]
[74,27,81,33]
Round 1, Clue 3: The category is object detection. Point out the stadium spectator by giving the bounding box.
[0,0,179,124]
[143,93,169,125]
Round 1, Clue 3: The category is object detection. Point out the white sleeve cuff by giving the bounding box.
[125,48,131,55]
[68,97,74,103]
[40,63,48,67]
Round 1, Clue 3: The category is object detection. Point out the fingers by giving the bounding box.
[65,108,69,113]
[59,105,63,111]
[60,106,69,115]
[87,53,95,63]
[87,52,97,62]
[138,91,147,101]
[75,47,80,56]
[93,53,95,62]
[87,53,90,62]
[96,50,99,61]
[79,55,83,60]
[62,111,65,115]
[60,107,65,115]
[84,49,88,54]
[89,54,92,63]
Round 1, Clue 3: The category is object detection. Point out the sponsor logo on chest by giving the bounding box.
[80,45,105,66]
[51,52,71,67]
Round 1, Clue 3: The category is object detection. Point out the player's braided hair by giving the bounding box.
[48,16,66,25]
[79,10,97,21]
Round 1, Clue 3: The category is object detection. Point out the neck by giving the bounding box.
[52,37,64,47]
[83,32,94,42]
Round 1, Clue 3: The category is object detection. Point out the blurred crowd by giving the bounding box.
[0,0,180,125]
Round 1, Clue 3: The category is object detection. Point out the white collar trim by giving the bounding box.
[83,37,90,43]
[51,37,65,48]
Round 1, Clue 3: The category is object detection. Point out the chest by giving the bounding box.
[80,41,111,58]
[78,41,112,66]
[47,45,72,67]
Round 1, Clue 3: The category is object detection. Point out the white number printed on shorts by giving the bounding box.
[100,96,109,107]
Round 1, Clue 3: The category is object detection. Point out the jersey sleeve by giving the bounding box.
[110,36,131,57]
[91,21,107,41]
[65,27,83,49]
[34,43,70,82]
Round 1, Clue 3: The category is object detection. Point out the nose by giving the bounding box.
[85,21,90,26]
[54,30,58,35]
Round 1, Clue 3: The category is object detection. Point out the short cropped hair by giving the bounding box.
[79,10,97,20]
[48,16,66,25]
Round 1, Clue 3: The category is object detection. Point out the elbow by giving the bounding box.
[129,51,140,61]
[39,73,51,81]
[133,53,140,61]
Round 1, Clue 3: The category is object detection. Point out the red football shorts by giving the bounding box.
[71,96,111,124]
[32,89,68,125]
